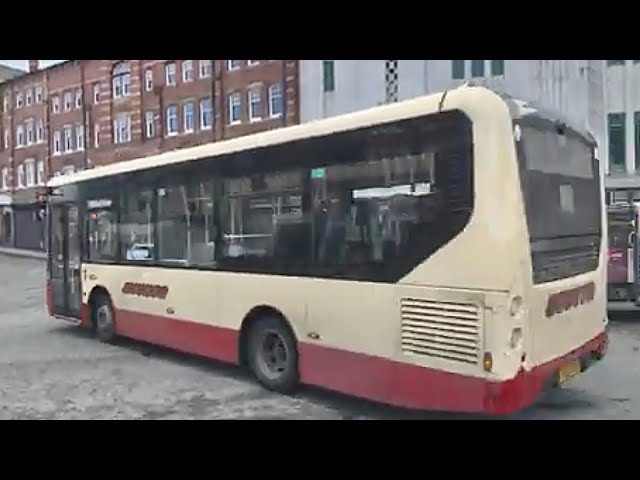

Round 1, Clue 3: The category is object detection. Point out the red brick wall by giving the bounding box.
[0,59,300,201]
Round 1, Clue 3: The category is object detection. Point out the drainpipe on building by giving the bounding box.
[80,62,89,170]
[282,60,287,127]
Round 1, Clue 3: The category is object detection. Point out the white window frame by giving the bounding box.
[247,60,260,66]
[1,167,8,191]
[37,159,45,185]
[26,89,33,106]
[183,102,195,133]
[199,60,212,78]
[93,83,100,103]
[165,62,177,86]
[3,96,9,113]
[227,60,240,71]
[145,69,154,91]
[64,91,72,111]
[94,122,100,148]
[16,92,23,109]
[200,97,213,130]
[36,119,44,143]
[52,130,61,155]
[248,88,262,122]
[63,125,73,151]
[228,93,241,125]
[76,124,85,151]
[16,125,24,147]
[3,129,8,149]
[182,61,194,83]
[25,119,34,145]
[52,96,60,114]
[268,84,283,118]
[17,164,25,189]
[35,86,43,103]
[112,62,131,99]
[25,159,36,187]
[113,115,131,144]
[165,105,178,136]
[75,88,83,109]
[145,111,155,138]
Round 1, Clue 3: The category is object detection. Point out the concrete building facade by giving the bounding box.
[300,59,607,162]
[0,60,300,250]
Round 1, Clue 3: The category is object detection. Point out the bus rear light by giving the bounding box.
[483,352,493,372]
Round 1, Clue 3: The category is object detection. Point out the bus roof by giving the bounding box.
[47,84,589,188]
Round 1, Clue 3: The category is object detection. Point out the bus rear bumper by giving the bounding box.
[484,328,609,416]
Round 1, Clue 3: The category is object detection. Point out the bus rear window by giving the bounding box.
[516,122,601,283]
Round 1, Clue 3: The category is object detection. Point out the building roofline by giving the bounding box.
[0,60,74,87]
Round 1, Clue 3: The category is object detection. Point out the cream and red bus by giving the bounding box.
[44,84,608,415]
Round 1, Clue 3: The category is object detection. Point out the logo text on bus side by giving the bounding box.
[122,282,169,300]
[545,282,595,318]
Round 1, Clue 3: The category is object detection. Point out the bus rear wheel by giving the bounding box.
[93,294,116,344]
[247,316,299,394]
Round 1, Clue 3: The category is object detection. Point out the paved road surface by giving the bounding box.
[1,255,639,420]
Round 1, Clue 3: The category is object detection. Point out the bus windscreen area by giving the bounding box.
[516,123,601,283]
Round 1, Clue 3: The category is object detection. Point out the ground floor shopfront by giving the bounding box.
[1,190,46,252]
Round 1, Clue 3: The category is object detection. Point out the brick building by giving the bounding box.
[0,59,300,250]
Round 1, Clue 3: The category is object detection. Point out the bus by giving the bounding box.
[607,201,639,304]
[43,84,608,416]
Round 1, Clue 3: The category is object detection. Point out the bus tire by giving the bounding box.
[93,294,116,344]
[247,315,299,394]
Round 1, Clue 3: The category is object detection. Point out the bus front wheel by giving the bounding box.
[247,316,299,394]
[93,294,116,344]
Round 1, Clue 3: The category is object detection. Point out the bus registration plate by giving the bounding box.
[558,359,581,384]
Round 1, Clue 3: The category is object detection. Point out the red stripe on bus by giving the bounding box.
[84,306,607,415]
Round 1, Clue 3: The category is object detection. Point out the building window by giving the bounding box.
[76,124,85,151]
[248,60,259,66]
[113,115,131,144]
[37,159,45,185]
[3,96,9,113]
[53,130,61,155]
[1,167,8,191]
[75,88,82,109]
[228,60,240,71]
[36,119,44,143]
[112,62,131,99]
[35,86,43,103]
[63,126,73,151]
[608,112,626,172]
[183,102,194,133]
[607,60,626,66]
[491,60,505,76]
[3,129,8,149]
[166,105,178,136]
[16,125,24,147]
[200,97,213,129]
[165,62,177,86]
[471,60,484,77]
[248,88,262,121]
[451,60,465,79]
[17,164,25,189]
[145,69,153,91]
[52,96,60,114]
[26,89,33,106]
[64,91,72,111]
[16,92,23,109]
[182,61,194,82]
[25,159,35,187]
[322,60,335,92]
[93,83,100,103]
[268,84,283,118]
[26,119,34,145]
[199,60,212,78]
[94,122,100,148]
[145,111,155,138]
[228,93,241,124]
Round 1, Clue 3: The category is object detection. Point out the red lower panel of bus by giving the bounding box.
[76,305,608,416]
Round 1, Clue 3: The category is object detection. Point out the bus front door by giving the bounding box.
[49,204,82,319]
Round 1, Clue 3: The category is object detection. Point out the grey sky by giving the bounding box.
[0,60,65,71]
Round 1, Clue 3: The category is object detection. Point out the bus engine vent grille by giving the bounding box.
[400,298,481,364]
